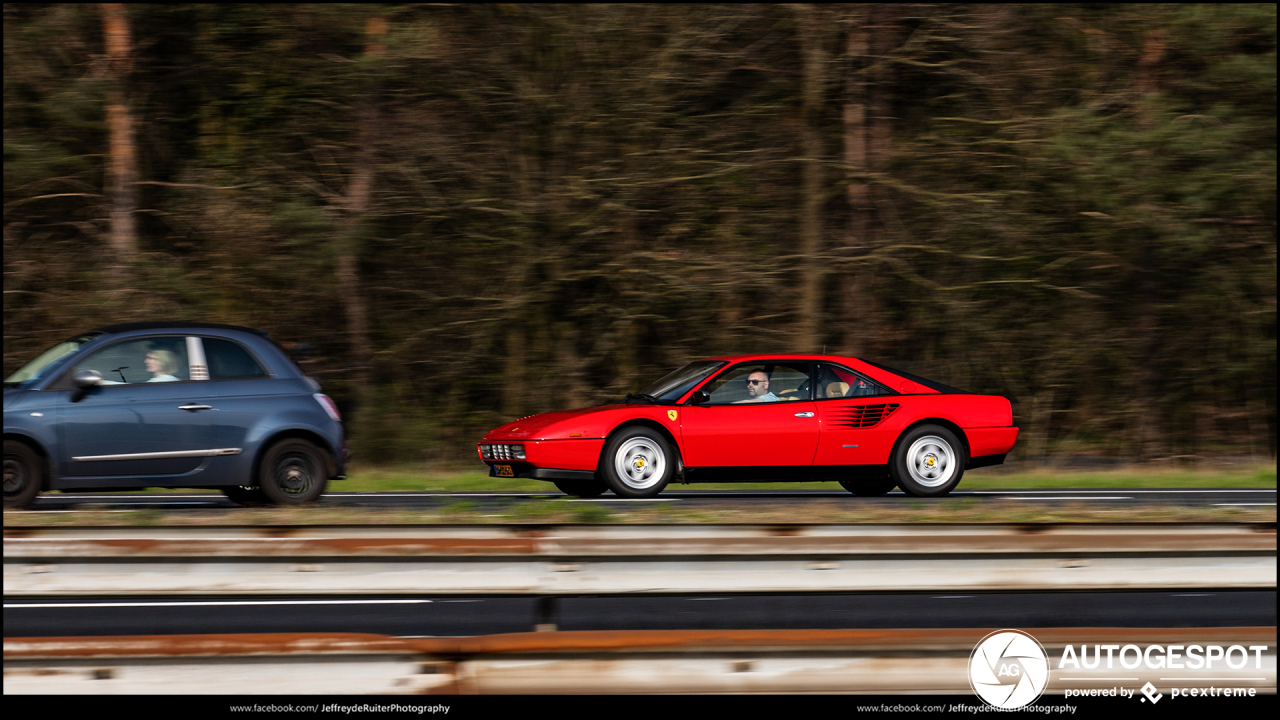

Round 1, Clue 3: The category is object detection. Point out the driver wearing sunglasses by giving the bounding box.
[737,369,779,403]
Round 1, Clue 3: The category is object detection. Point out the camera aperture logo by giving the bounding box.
[970,630,1050,709]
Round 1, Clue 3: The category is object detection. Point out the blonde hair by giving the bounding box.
[148,349,179,375]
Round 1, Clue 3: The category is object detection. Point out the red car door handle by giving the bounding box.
[794,412,814,418]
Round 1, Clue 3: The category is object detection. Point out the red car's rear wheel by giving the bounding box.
[891,425,965,497]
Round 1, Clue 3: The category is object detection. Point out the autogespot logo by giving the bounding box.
[970,630,1051,709]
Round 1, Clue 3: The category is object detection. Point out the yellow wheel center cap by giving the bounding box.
[636,458,645,469]
[926,457,935,466]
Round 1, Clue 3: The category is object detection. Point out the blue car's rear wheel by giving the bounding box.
[258,439,329,505]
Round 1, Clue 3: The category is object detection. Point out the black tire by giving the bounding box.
[838,475,897,497]
[221,485,269,506]
[599,426,674,499]
[552,479,609,498]
[257,439,329,505]
[4,440,44,509]
[890,424,965,497]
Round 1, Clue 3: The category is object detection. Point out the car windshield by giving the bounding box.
[636,361,726,402]
[4,332,102,387]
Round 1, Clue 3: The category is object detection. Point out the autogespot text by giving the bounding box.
[1057,643,1268,670]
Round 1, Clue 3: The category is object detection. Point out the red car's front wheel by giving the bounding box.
[600,427,674,499]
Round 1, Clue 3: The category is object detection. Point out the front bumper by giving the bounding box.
[478,438,605,474]
[484,461,596,482]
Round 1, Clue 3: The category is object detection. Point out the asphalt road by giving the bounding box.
[5,591,1274,638]
[21,487,1278,511]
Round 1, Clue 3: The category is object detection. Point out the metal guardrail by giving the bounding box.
[5,628,1276,694]
[4,523,1275,596]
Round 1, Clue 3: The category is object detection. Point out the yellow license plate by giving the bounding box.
[494,464,514,477]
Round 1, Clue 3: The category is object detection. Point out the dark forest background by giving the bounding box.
[4,4,1275,465]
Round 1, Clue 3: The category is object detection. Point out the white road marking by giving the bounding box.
[4,599,434,609]
[574,498,676,502]
[325,489,545,497]
[970,489,1274,494]
[45,494,222,499]
[20,509,214,514]
[1213,503,1276,506]
[999,496,1133,501]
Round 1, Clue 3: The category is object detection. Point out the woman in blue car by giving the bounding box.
[144,349,180,382]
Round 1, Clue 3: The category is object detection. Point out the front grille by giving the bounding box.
[831,403,900,429]
[480,444,526,460]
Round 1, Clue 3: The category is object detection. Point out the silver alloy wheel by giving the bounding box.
[613,436,666,490]
[906,435,955,488]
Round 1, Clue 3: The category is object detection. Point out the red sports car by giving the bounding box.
[478,354,1018,499]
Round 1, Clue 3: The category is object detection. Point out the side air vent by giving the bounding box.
[832,403,900,429]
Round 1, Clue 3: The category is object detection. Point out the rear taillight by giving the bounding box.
[314,393,341,422]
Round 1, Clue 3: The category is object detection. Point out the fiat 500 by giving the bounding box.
[478,354,1018,498]
[4,322,347,508]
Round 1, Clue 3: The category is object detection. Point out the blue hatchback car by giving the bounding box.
[3,322,347,508]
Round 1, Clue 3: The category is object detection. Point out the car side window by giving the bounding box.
[815,363,892,399]
[700,362,811,404]
[202,338,268,380]
[70,337,190,385]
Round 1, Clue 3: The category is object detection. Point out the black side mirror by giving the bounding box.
[70,370,102,403]
[688,390,710,405]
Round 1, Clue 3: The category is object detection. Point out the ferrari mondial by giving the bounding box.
[478,354,1018,499]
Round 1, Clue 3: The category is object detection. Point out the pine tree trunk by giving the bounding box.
[101,3,137,287]
[868,5,896,197]
[794,4,826,352]
[338,15,385,418]
[1132,29,1166,460]
[841,7,871,356]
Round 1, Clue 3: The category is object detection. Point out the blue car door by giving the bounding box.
[55,336,218,484]
[196,336,279,483]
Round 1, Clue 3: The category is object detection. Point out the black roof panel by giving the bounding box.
[91,321,270,338]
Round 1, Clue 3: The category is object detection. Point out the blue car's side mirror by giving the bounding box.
[70,370,102,402]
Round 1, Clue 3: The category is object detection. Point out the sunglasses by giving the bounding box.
[746,379,766,386]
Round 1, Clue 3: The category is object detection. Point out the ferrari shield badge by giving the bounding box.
[667,409,678,421]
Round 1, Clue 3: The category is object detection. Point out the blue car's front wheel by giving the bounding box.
[258,439,328,505]
[3,440,43,509]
